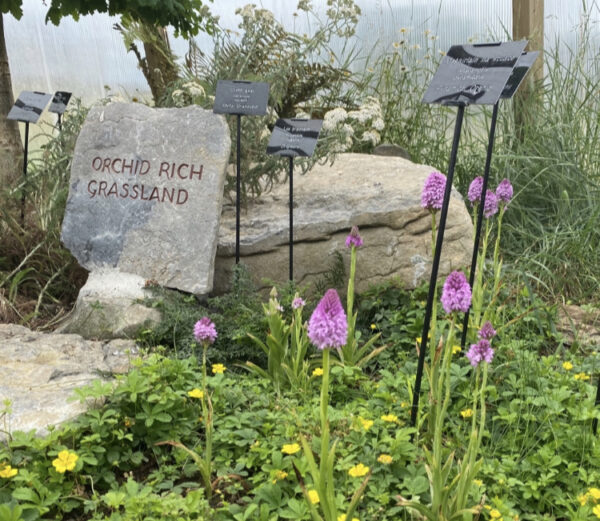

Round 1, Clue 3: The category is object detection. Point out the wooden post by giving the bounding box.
[512,0,544,85]
[512,0,544,136]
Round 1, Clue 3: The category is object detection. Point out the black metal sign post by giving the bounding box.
[214,80,270,264]
[460,51,539,351]
[48,91,72,132]
[266,118,323,281]
[7,91,52,226]
[410,41,528,429]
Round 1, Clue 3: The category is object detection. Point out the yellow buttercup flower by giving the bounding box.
[460,408,473,419]
[281,443,301,455]
[312,368,324,377]
[377,454,393,465]
[272,470,288,483]
[593,504,600,518]
[575,372,590,381]
[359,417,373,430]
[562,361,573,371]
[589,487,600,500]
[473,479,483,487]
[370,324,376,330]
[400,401,409,408]
[0,464,17,478]
[187,388,204,399]
[490,509,502,519]
[452,345,462,354]
[337,515,360,521]
[212,363,226,374]
[308,489,320,504]
[381,414,398,423]
[348,463,370,477]
[52,450,79,473]
[578,493,589,506]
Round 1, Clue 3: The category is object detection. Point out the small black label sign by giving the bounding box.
[213,80,269,116]
[422,40,528,106]
[266,118,323,157]
[48,91,72,114]
[7,91,52,123]
[501,51,539,99]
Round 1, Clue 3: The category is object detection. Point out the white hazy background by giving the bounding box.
[4,0,600,104]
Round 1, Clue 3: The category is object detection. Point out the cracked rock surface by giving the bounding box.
[0,324,139,437]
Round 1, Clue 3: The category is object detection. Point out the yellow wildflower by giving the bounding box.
[308,489,320,504]
[473,479,483,487]
[589,487,600,500]
[562,361,573,371]
[0,464,17,478]
[377,454,393,465]
[337,516,360,521]
[460,408,473,419]
[359,417,374,430]
[575,372,590,381]
[490,509,502,519]
[281,443,301,455]
[272,470,288,483]
[348,463,370,477]
[593,505,600,518]
[187,388,204,399]
[578,493,589,506]
[52,450,79,473]
[312,368,324,377]
[400,401,409,408]
[212,363,226,374]
[452,345,462,354]
[381,414,398,423]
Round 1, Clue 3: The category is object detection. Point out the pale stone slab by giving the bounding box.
[215,153,473,293]
[61,103,231,294]
[0,324,139,437]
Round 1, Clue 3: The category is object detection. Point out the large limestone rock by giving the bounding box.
[61,102,231,295]
[215,153,472,293]
[57,269,161,340]
[0,324,139,437]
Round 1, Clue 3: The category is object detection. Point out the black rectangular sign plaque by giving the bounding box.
[7,91,52,123]
[422,40,528,106]
[48,91,72,114]
[213,80,269,116]
[501,51,539,99]
[266,119,323,157]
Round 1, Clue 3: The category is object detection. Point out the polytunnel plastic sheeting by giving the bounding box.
[3,0,598,106]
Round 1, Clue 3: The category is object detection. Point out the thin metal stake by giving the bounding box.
[235,114,242,264]
[20,121,29,227]
[289,156,294,281]
[411,104,466,429]
[57,113,62,133]
[460,102,499,349]
[593,376,600,434]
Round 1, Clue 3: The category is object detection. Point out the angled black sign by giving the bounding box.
[7,91,52,123]
[213,80,269,116]
[266,118,323,157]
[422,40,528,106]
[501,51,540,99]
[48,91,72,114]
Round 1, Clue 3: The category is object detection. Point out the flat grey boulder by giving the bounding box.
[57,269,161,340]
[61,102,231,295]
[215,153,472,293]
[0,324,139,437]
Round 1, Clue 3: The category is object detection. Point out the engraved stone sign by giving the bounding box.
[61,103,231,294]
[422,41,528,105]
